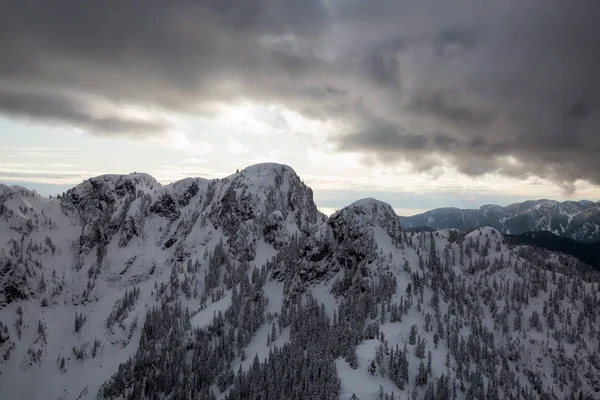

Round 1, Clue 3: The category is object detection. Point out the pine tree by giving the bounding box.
[409,324,418,345]
[346,347,358,369]
[401,346,409,385]
[74,312,86,333]
[486,377,499,400]
[436,374,450,400]
[271,323,277,342]
[427,351,432,376]
[411,385,418,400]
[369,359,377,375]
[417,361,428,386]
[425,382,435,400]
[416,336,427,358]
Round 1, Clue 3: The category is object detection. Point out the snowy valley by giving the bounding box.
[1,163,600,400]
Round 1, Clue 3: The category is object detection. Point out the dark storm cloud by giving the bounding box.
[0,0,334,119]
[409,90,493,129]
[0,89,167,136]
[332,0,600,189]
[1,0,599,188]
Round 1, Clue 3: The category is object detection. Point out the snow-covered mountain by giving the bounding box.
[1,164,600,400]
[400,200,600,242]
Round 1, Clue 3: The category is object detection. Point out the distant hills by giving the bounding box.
[400,199,600,242]
[505,230,600,271]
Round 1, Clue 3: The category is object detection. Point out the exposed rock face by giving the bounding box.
[329,199,403,253]
[0,163,325,307]
[262,211,288,250]
[273,198,405,297]
[150,193,181,221]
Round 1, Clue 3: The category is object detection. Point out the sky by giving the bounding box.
[1,1,600,216]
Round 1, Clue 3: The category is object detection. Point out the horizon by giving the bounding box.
[2,162,597,218]
[2,1,600,215]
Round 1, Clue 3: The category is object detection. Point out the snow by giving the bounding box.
[336,340,402,400]
[230,325,291,376]
[238,162,296,178]
[332,198,397,221]
[0,164,316,398]
[310,280,340,318]
[403,199,600,241]
[464,225,502,240]
[191,292,232,329]
[262,279,285,315]
[2,165,600,400]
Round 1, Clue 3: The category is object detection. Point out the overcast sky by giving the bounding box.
[1,1,599,215]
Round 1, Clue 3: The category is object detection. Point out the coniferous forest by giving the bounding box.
[1,164,600,399]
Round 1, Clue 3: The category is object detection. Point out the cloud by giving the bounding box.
[0,170,101,184]
[0,1,599,188]
[0,89,168,136]
[330,0,600,189]
[0,0,335,121]
[227,138,249,155]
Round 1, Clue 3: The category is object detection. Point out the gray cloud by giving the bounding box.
[332,0,600,189]
[0,0,599,188]
[0,89,167,136]
[0,0,334,120]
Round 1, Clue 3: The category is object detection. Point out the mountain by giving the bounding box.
[1,164,600,400]
[400,199,600,242]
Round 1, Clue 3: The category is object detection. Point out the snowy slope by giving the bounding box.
[0,163,323,399]
[1,165,600,400]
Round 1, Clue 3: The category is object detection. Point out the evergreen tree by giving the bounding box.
[409,324,418,345]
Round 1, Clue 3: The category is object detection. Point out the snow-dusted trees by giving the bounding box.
[74,312,86,333]
[389,344,409,389]
[227,295,340,400]
[409,324,417,345]
[105,286,140,329]
[24,188,595,400]
[529,310,542,331]
[99,257,270,400]
[415,336,427,358]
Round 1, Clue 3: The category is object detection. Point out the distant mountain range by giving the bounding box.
[400,199,600,242]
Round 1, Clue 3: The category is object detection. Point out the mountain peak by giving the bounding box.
[0,183,38,199]
[239,162,297,176]
[328,197,403,249]
[3,165,600,400]
[69,172,160,200]
[347,197,391,208]
[93,172,157,182]
[333,197,397,219]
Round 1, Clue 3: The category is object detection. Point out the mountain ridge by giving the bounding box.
[1,164,600,399]
[400,199,600,242]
